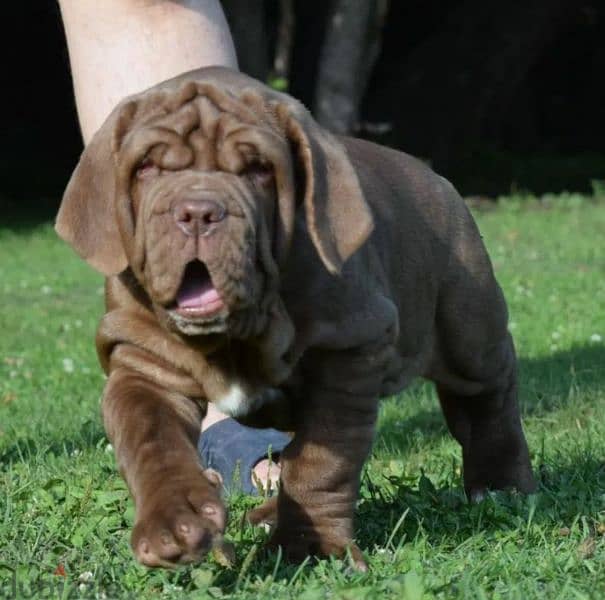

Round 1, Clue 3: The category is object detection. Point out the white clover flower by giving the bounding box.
[62,358,75,373]
[590,333,602,343]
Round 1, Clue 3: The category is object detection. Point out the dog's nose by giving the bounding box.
[173,199,226,236]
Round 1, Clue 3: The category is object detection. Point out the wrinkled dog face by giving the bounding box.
[112,91,293,337]
[56,68,374,342]
[125,128,278,335]
[136,169,272,336]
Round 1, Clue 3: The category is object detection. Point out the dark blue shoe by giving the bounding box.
[198,418,290,495]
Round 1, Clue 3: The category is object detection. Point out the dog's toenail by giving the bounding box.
[179,523,190,534]
[139,540,149,554]
[202,504,217,515]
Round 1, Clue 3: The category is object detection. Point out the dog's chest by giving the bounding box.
[214,383,283,419]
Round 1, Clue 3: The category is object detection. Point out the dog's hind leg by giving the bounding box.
[428,262,536,500]
[434,337,536,501]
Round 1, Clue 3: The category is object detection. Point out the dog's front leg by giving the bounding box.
[103,366,226,567]
[249,348,380,570]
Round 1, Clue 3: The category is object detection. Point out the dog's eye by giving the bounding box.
[244,162,274,187]
[135,159,160,179]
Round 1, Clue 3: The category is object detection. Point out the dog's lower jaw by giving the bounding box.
[167,310,229,336]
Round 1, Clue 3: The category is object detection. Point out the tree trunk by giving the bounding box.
[273,0,295,79]
[314,0,386,134]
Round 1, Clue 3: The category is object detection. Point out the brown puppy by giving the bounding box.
[56,66,535,570]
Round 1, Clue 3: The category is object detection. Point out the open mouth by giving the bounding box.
[173,260,225,318]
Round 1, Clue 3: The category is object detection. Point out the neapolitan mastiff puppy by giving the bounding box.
[56,66,536,569]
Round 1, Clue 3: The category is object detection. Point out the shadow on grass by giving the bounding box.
[519,343,605,414]
[0,419,106,468]
[354,454,605,552]
[202,453,605,590]
[359,342,605,552]
[376,342,605,458]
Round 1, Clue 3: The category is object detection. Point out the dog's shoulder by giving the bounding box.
[339,137,484,258]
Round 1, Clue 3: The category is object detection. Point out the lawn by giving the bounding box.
[1,192,605,599]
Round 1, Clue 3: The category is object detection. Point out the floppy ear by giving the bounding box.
[275,101,374,274]
[55,103,136,276]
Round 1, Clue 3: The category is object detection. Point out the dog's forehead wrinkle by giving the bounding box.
[153,103,200,139]
[194,95,223,136]
[111,79,286,342]
[125,87,289,186]
[195,84,260,125]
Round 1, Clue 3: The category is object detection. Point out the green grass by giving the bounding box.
[1,192,605,599]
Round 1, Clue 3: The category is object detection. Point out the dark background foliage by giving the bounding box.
[2,0,604,220]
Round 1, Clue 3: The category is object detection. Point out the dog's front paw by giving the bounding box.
[266,525,367,571]
[132,468,227,567]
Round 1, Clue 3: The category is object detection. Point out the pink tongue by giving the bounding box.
[176,278,221,309]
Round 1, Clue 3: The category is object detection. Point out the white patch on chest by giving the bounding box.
[214,383,281,418]
[215,384,249,417]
